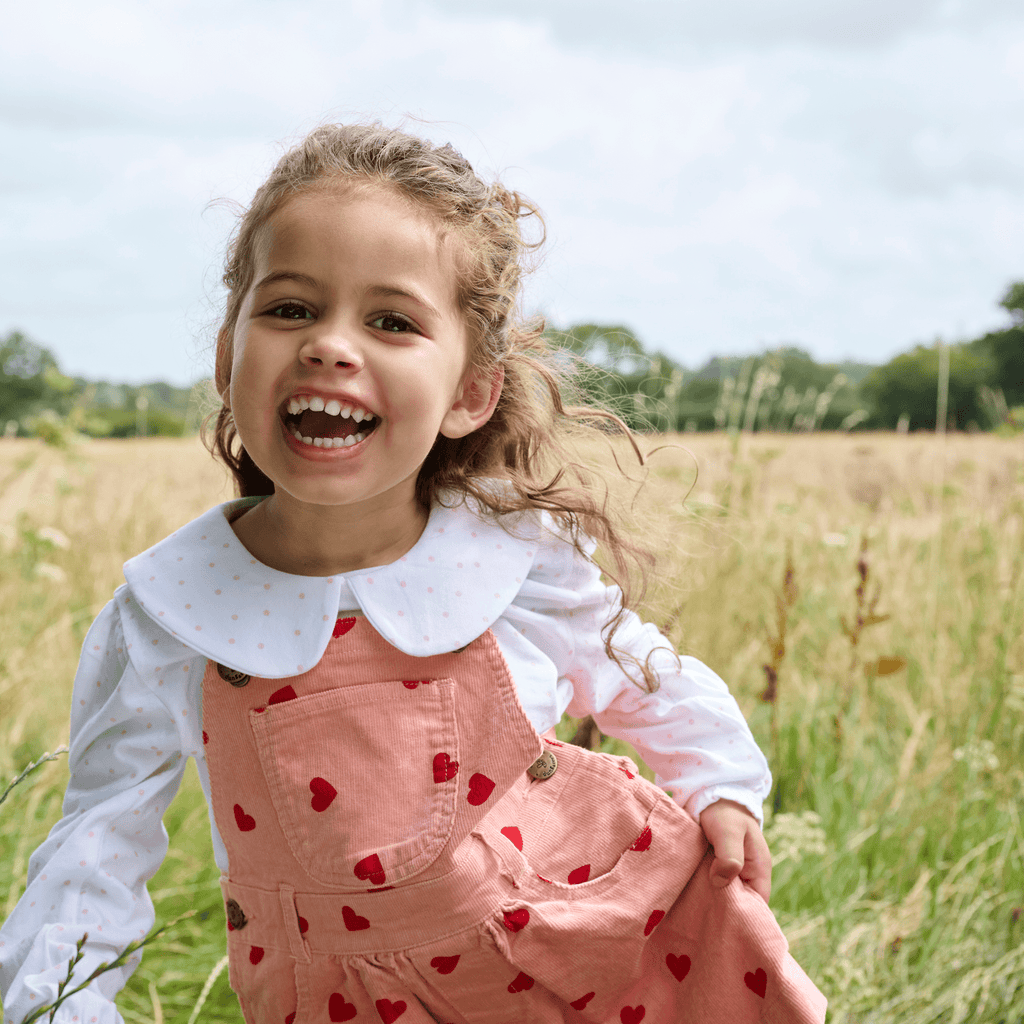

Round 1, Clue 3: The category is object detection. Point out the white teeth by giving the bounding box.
[299,397,310,411]
[288,398,301,415]
[290,426,368,448]
[325,399,341,416]
[340,403,352,418]
[352,408,364,423]
[308,396,325,412]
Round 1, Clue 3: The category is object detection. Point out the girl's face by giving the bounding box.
[226,187,497,519]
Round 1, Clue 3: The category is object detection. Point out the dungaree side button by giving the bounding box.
[226,898,247,930]
[217,663,250,687]
[527,751,557,780]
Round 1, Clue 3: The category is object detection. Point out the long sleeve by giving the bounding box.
[507,524,772,827]
[0,600,189,1024]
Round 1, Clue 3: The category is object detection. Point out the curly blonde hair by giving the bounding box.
[206,122,660,691]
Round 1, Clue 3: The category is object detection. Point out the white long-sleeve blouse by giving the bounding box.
[0,495,771,1024]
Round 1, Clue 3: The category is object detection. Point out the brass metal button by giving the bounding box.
[217,663,250,687]
[225,898,247,930]
[527,750,558,780]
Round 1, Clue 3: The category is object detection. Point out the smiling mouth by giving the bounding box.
[283,408,380,448]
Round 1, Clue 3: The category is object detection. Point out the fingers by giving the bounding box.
[700,799,773,905]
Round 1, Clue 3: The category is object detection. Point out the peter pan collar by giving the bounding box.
[123,493,539,678]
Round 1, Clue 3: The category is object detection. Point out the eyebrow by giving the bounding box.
[254,272,442,319]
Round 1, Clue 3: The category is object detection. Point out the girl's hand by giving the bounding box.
[698,799,772,904]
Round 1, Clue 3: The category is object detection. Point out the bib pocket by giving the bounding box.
[250,678,459,888]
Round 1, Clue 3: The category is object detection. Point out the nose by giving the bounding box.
[299,319,364,371]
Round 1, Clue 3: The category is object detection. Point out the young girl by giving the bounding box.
[0,124,826,1024]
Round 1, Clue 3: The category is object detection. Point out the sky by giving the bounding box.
[2,0,1022,386]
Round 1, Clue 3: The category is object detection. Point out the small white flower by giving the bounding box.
[37,527,70,549]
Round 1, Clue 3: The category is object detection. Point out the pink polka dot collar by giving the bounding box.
[123,493,539,675]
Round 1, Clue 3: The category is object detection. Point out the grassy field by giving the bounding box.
[0,432,1022,1023]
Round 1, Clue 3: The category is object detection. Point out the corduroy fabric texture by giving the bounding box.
[202,615,827,1023]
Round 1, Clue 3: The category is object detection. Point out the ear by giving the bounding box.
[440,364,504,439]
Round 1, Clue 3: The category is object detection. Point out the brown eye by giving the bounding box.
[270,303,313,320]
[371,313,415,333]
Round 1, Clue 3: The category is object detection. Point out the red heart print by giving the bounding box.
[353,853,386,885]
[202,730,209,745]
[342,905,370,931]
[502,908,529,932]
[298,916,308,934]
[286,1014,296,1024]
[269,685,298,704]
[310,777,337,812]
[233,804,256,832]
[433,752,459,783]
[375,999,406,1023]
[568,864,591,884]
[467,773,495,805]
[329,993,357,1021]
[402,680,430,688]
[630,825,652,852]
[617,761,636,779]
[500,826,523,850]
[620,1007,646,1024]
[570,993,595,1011]
[644,910,665,936]
[333,617,356,638]
[745,967,768,998]
[507,971,534,993]
[249,945,264,965]
[430,954,460,974]
[666,953,691,982]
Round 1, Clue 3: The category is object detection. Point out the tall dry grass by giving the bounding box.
[1,432,1022,1023]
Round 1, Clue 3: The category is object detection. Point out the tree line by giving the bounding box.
[1,282,1021,439]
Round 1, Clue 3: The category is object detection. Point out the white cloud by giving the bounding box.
[1,0,1022,383]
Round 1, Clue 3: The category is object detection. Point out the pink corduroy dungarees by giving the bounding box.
[201,613,827,1023]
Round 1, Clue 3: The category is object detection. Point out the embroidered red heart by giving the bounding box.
[269,685,297,704]
[630,825,652,852]
[249,945,264,965]
[342,905,370,931]
[502,908,530,931]
[467,773,495,805]
[333,617,356,638]
[202,730,209,745]
[353,853,386,885]
[254,707,266,714]
[375,998,407,1023]
[433,752,459,783]
[568,864,591,884]
[667,953,691,981]
[402,680,429,688]
[620,1006,646,1024]
[617,762,636,779]
[507,971,534,993]
[500,826,523,850]
[644,910,665,936]
[328,993,357,1021]
[233,804,256,831]
[744,968,767,998]
[570,992,595,1011]
[286,1014,296,1024]
[298,916,308,934]
[309,777,337,812]
[430,954,460,974]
